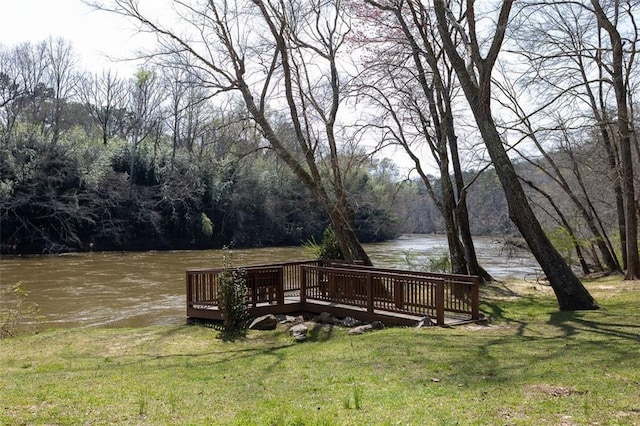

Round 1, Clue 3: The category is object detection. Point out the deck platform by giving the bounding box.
[186,261,483,327]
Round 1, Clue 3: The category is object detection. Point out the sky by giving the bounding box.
[2,0,150,75]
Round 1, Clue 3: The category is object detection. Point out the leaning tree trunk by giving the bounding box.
[327,202,373,266]
[476,110,597,310]
[434,0,597,310]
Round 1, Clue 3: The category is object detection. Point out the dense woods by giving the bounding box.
[0,39,510,255]
[1,0,639,301]
[0,39,410,253]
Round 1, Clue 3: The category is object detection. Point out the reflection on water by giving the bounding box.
[0,235,537,330]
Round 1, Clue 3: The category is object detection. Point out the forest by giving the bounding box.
[0,38,516,254]
[1,1,638,292]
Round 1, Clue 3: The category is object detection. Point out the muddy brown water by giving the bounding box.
[0,235,538,330]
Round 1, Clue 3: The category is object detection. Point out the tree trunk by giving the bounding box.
[328,201,373,266]
[434,0,597,310]
[591,0,640,279]
[477,111,597,309]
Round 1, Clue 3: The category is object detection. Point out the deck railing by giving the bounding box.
[186,260,320,316]
[186,260,480,325]
[322,262,480,321]
[300,265,449,323]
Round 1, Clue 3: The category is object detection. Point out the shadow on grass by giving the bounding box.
[308,323,335,342]
[218,328,248,342]
[548,310,640,342]
[186,318,248,341]
[481,294,543,337]
[481,280,523,299]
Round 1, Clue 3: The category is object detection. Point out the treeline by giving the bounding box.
[3,37,622,264]
[0,39,407,254]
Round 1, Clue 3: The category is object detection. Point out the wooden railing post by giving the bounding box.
[367,272,374,314]
[300,267,307,305]
[186,271,192,311]
[471,277,480,320]
[393,278,404,309]
[247,271,257,307]
[276,267,285,305]
[436,279,445,325]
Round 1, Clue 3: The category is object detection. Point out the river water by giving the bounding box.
[0,235,537,330]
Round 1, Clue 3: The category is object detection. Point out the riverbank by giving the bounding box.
[0,235,539,330]
[1,276,638,425]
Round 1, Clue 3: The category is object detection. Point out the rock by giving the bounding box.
[370,321,384,330]
[347,321,384,335]
[340,316,361,327]
[289,323,309,342]
[416,316,437,328]
[347,325,371,335]
[277,315,303,325]
[249,314,278,330]
[315,312,338,324]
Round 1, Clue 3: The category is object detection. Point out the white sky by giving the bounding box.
[1,0,151,75]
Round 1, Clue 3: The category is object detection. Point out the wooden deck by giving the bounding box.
[186,260,483,327]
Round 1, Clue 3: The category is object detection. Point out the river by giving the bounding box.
[0,234,538,330]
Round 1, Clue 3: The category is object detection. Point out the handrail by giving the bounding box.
[320,262,480,320]
[301,265,448,324]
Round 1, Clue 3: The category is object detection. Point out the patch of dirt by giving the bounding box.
[616,409,640,423]
[524,384,583,398]
[482,275,633,302]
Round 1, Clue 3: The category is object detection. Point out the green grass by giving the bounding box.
[1,277,639,425]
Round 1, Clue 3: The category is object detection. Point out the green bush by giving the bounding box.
[427,253,451,273]
[402,250,451,273]
[1,283,39,339]
[217,252,249,334]
[304,226,344,260]
[546,226,583,267]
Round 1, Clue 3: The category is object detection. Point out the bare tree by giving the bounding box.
[89,0,373,264]
[355,0,490,279]
[126,68,163,188]
[78,69,127,145]
[494,71,621,274]
[3,42,49,138]
[508,0,639,279]
[43,37,81,145]
[433,0,597,310]
[590,0,640,279]
[0,46,22,143]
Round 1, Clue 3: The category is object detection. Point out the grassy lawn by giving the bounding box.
[1,277,639,425]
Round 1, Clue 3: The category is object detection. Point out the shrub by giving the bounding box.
[304,226,344,260]
[402,250,451,273]
[217,251,249,334]
[1,283,39,339]
[427,253,451,273]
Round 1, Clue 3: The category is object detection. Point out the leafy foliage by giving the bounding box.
[216,250,249,335]
[402,250,451,273]
[305,226,344,260]
[427,254,451,274]
[0,283,39,339]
